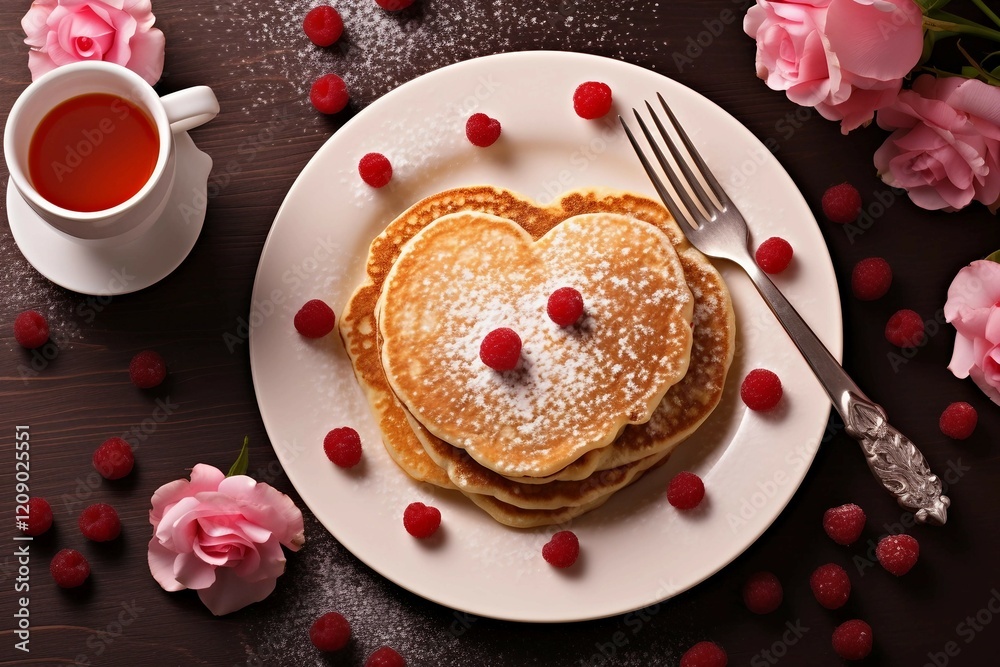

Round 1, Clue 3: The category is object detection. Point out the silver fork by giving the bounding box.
[621,93,950,525]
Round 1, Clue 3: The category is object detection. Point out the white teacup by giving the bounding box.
[4,61,219,242]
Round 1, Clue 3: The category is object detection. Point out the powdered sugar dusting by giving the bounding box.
[209,1,654,112]
[380,212,693,475]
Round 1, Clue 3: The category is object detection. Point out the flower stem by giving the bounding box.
[925,15,1000,43]
[972,0,1000,30]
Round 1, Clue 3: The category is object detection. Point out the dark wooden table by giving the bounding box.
[3,1,999,665]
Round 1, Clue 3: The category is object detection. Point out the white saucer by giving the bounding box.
[6,131,212,295]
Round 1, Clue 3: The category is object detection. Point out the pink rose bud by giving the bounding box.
[22,0,166,85]
[147,464,306,615]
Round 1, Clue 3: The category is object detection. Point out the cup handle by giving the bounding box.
[160,86,220,134]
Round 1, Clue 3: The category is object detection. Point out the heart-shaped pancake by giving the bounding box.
[377,211,694,478]
[339,186,735,526]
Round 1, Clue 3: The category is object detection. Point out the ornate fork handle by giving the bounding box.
[842,393,950,525]
[746,262,950,525]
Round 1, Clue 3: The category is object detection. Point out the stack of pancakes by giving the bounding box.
[340,187,735,527]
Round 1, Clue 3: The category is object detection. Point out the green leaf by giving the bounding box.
[227,436,250,477]
[985,250,1000,263]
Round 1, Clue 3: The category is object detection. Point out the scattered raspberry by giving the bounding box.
[309,611,351,652]
[129,350,166,389]
[324,427,363,468]
[14,310,49,349]
[810,563,851,609]
[365,646,406,667]
[303,6,343,47]
[680,641,728,667]
[832,619,873,661]
[20,497,53,537]
[466,113,502,147]
[374,0,416,11]
[542,530,580,568]
[403,502,441,538]
[92,437,135,480]
[666,471,705,510]
[823,503,866,545]
[310,73,349,114]
[79,503,121,542]
[50,549,90,588]
[742,571,782,614]
[294,299,336,338]
[546,287,584,327]
[884,309,925,348]
[754,237,793,274]
[479,327,521,371]
[939,401,977,440]
[876,534,919,576]
[851,257,892,301]
[573,81,613,119]
[359,152,393,188]
[822,183,862,224]
[740,369,782,411]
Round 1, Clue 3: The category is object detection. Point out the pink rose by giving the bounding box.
[744,0,923,133]
[22,0,165,85]
[874,75,1000,211]
[147,464,306,616]
[944,260,1000,405]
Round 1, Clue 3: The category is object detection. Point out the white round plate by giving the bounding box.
[7,132,212,296]
[249,51,842,623]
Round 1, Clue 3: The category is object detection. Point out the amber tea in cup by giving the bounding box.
[5,61,219,241]
[27,92,159,213]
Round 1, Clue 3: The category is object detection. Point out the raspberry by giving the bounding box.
[309,611,351,652]
[50,549,90,588]
[20,497,53,536]
[547,287,584,327]
[851,257,892,301]
[324,427,363,468]
[542,530,580,568]
[359,152,393,188]
[740,369,782,411]
[310,73,349,114]
[403,502,441,538]
[365,646,406,667]
[129,350,166,389]
[876,534,919,576]
[294,299,336,338]
[742,571,782,614]
[303,6,343,47]
[374,0,416,11]
[14,310,49,349]
[666,471,705,510]
[822,183,862,224]
[939,401,977,439]
[680,641,728,667]
[884,309,925,348]
[754,237,793,274]
[822,503,866,545]
[466,113,502,147]
[79,503,121,542]
[810,563,851,609]
[573,81,613,119]
[479,327,521,371]
[832,619,873,661]
[92,437,135,480]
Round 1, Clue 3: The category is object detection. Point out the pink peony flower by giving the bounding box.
[874,75,1000,211]
[22,0,165,85]
[944,260,1000,406]
[147,464,305,616]
[744,0,923,133]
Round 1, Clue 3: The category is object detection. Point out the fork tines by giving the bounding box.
[619,93,731,232]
